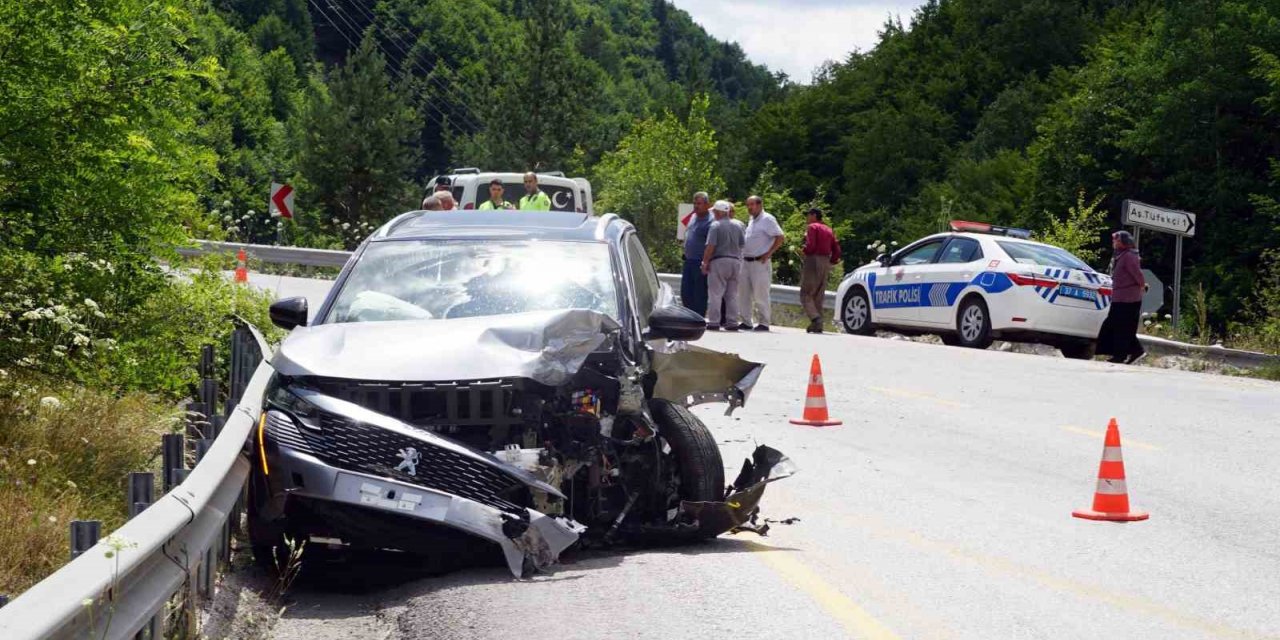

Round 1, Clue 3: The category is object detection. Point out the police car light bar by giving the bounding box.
[949,220,1032,239]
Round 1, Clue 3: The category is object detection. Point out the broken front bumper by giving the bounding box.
[259,389,582,577]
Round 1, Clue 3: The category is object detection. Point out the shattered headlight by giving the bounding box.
[267,382,321,431]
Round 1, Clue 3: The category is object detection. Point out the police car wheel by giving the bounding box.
[955,297,993,349]
[841,289,874,335]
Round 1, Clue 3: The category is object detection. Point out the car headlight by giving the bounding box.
[267,383,321,431]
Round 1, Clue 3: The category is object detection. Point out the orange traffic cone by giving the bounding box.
[789,354,842,427]
[1073,418,1148,522]
[234,248,248,284]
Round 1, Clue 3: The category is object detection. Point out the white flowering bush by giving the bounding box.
[0,252,133,374]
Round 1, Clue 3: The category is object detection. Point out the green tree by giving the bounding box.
[294,37,421,247]
[1037,190,1108,266]
[457,0,604,170]
[0,0,213,372]
[595,96,725,270]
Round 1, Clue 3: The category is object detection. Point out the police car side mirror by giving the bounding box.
[876,253,891,267]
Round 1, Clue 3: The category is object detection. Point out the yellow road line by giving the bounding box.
[743,540,901,640]
[769,487,1273,640]
[869,386,972,409]
[1061,425,1162,451]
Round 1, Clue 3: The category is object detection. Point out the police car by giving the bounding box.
[835,221,1112,359]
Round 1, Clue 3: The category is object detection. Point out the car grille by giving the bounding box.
[299,377,526,429]
[270,409,528,515]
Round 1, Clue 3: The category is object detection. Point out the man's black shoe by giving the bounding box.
[706,324,720,331]
[724,325,740,332]
[737,322,752,331]
[753,324,770,332]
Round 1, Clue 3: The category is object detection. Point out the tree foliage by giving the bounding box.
[594,96,724,270]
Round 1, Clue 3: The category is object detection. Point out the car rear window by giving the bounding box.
[471,182,579,211]
[996,241,1092,271]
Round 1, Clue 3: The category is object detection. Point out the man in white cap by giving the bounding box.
[700,200,745,331]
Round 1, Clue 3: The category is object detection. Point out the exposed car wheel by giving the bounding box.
[1060,341,1096,360]
[247,471,302,573]
[841,289,874,335]
[649,399,724,506]
[955,297,993,349]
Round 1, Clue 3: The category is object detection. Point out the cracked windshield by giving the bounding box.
[326,240,619,323]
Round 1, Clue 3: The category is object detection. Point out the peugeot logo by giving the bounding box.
[395,447,420,476]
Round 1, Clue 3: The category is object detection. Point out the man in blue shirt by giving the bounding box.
[681,192,713,317]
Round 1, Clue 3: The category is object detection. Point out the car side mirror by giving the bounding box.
[646,305,706,342]
[876,253,891,268]
[269,296,308,330]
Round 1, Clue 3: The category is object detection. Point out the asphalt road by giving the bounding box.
[250,276,1280,640]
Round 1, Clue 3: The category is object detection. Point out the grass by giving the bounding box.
[0,371,176,596]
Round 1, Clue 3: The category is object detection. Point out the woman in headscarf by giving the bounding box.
[1097,230,1147,364]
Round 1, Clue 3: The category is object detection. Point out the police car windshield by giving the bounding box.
[325,240,618,323]
[996,241,1092,271]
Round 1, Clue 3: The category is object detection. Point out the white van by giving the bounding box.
[427,169,594,213]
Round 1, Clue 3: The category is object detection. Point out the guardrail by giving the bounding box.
[186,240,1274,368]
[177,240,351,268]
[0,324,272,640]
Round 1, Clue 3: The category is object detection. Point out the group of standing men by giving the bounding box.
[681,192,842,334]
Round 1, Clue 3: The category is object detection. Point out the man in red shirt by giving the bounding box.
[800,207,841,333]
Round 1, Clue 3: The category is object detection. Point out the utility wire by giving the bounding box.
[307,0,461,133]
[340,0,485,131]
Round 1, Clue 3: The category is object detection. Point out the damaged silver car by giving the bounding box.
[248,210,794,577]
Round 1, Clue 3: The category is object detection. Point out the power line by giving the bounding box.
[339,0,485,130]
[306,0,462,133]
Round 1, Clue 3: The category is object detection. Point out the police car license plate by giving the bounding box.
[1058,284,1097,302]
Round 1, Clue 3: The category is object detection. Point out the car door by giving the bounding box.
[914,237,985,326]
[870,239,946,325]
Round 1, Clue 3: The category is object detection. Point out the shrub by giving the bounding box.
[82,262,282,397]
[0,372,175,594]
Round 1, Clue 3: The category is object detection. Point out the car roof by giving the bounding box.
[375,210,623,243]
[917,231,1053,248]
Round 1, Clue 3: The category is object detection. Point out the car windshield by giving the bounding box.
[325,240,618,323]
[996,241,1093,271]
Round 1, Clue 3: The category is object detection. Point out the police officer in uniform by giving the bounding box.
[518,172,552,211]
[479,179,515,210]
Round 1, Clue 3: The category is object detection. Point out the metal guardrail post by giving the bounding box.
[201,378,219,421]
[200,344,214,380]
[227,329,243,411]
[0,595,8,608]
[69,520,101,560]
[161,434,185,493]
[127,472,155,519]
[210,414,225,439]
[195,438,213,463]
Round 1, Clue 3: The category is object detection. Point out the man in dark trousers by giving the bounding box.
[680,192,713,317]
[799,207,841,333]
[1097,230,1147,364]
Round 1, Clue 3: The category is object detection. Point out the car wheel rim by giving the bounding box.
[844,296,867,329]
[961,305,984,342]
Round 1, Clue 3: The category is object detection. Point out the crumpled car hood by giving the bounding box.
[272,309,620,386]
